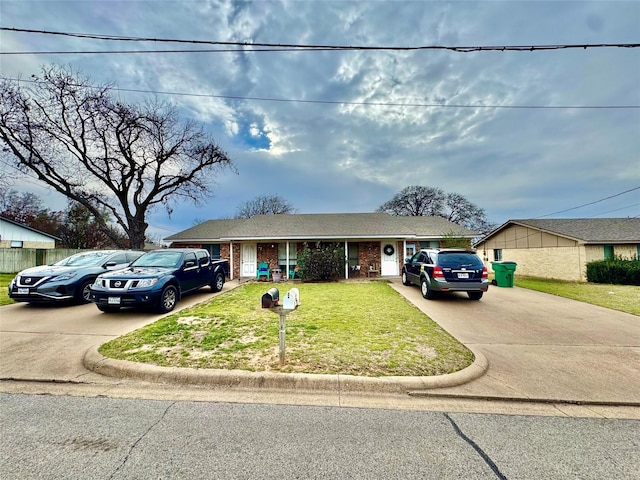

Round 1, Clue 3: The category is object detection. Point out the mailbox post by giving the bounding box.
[261,287,300,365]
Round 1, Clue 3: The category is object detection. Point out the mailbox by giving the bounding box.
[282,288,300,310]
[261,287,280,308]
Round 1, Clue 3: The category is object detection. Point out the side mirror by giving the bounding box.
[104,261,118,268]
[184,260,196,268]
[261,287,280,308]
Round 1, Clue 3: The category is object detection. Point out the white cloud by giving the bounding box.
[1,0,638,236]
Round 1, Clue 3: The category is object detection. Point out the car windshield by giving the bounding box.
[53,252,113,267]
[131,251,183,268]
[438,253,483,269]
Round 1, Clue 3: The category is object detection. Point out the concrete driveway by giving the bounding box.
[1,280,638,412]
[389,280,640,405]
[0,288,226,383]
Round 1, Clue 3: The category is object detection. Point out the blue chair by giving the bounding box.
[289,265,299,279]
[256,262,270,281]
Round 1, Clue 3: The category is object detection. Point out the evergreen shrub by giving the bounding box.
[586,256,640,286]
[297,242,346,281]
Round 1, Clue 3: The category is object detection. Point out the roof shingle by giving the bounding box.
[165,213,475,242]
[503,218,640,243]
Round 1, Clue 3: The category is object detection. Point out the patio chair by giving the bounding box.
[289,265,299,279]
[367,262,380,277]
[256,261,270,281]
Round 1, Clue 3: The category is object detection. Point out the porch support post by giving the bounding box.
[229,241,234,280]
[344,240,349,279]
[286,241,290,279]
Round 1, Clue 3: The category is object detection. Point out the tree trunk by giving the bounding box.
[128,215,149,250]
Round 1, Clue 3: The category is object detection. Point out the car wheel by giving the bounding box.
[420,278,435,300]
[467,292,483,300]
[211,272,225,292]
[158,285,178,313]
[97,304,120,313]
[75,279,94,304]
[401,270,410,286]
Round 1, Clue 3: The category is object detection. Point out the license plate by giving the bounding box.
[108,297,121,305]
[18,288,29,295]
[457,273,469,279]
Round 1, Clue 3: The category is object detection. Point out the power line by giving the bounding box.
[591,203,640,217]
[3,76,638,110]
[534,187,640,218]
[2,27,639,53]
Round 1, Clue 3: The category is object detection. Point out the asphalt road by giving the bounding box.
[2,392,639,480]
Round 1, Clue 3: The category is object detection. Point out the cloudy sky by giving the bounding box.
[1,0,639,240]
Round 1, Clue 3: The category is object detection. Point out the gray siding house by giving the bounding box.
[0,216,59,249]
[475,218,640,281]
[165,213,476,280]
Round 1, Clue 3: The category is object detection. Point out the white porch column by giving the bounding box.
[286,241,290,279]
[229,241,234,280]
[344,240,349,279]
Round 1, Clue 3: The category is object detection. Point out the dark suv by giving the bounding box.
[402,248,489,300]
[8,250,144,304]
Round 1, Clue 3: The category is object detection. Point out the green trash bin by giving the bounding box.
[491,261,517,287]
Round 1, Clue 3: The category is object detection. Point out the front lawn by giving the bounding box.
[0,274,15,306]
[516,276,640,315]
[99,282,474,377]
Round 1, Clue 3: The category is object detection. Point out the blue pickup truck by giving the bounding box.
[89,248,229,313]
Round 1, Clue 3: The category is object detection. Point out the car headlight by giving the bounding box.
[52,272,78,281]
[132,278,158,289]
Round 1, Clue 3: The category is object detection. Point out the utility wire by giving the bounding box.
[3,76,638,110]
[534,186,640,218]
[2,27,639,53]
[591,203,640,217]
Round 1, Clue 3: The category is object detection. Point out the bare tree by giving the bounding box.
[0,66,235,249]
[235,194,297,219]
[441,192,494,234]
[377,185,494,234]
[376,185,445,216]
[0,188,47,225]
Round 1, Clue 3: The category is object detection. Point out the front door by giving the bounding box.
[242,243,257,278]
[381,242,398,276]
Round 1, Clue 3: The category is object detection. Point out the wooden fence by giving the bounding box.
[0,248,84,273]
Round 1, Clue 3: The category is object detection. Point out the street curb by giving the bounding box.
[406,391,640,408]
[83,344,488,394]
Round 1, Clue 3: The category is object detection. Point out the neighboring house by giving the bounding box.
[165,213,476,280]
[0,216,59,249]
[475,218,640,281]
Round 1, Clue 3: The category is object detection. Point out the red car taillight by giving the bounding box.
[433,266,445,279]
[482,267,488,279]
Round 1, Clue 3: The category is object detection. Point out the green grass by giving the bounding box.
[515,276,640,315]
[0,274,15,306]
[100,282,474,377]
